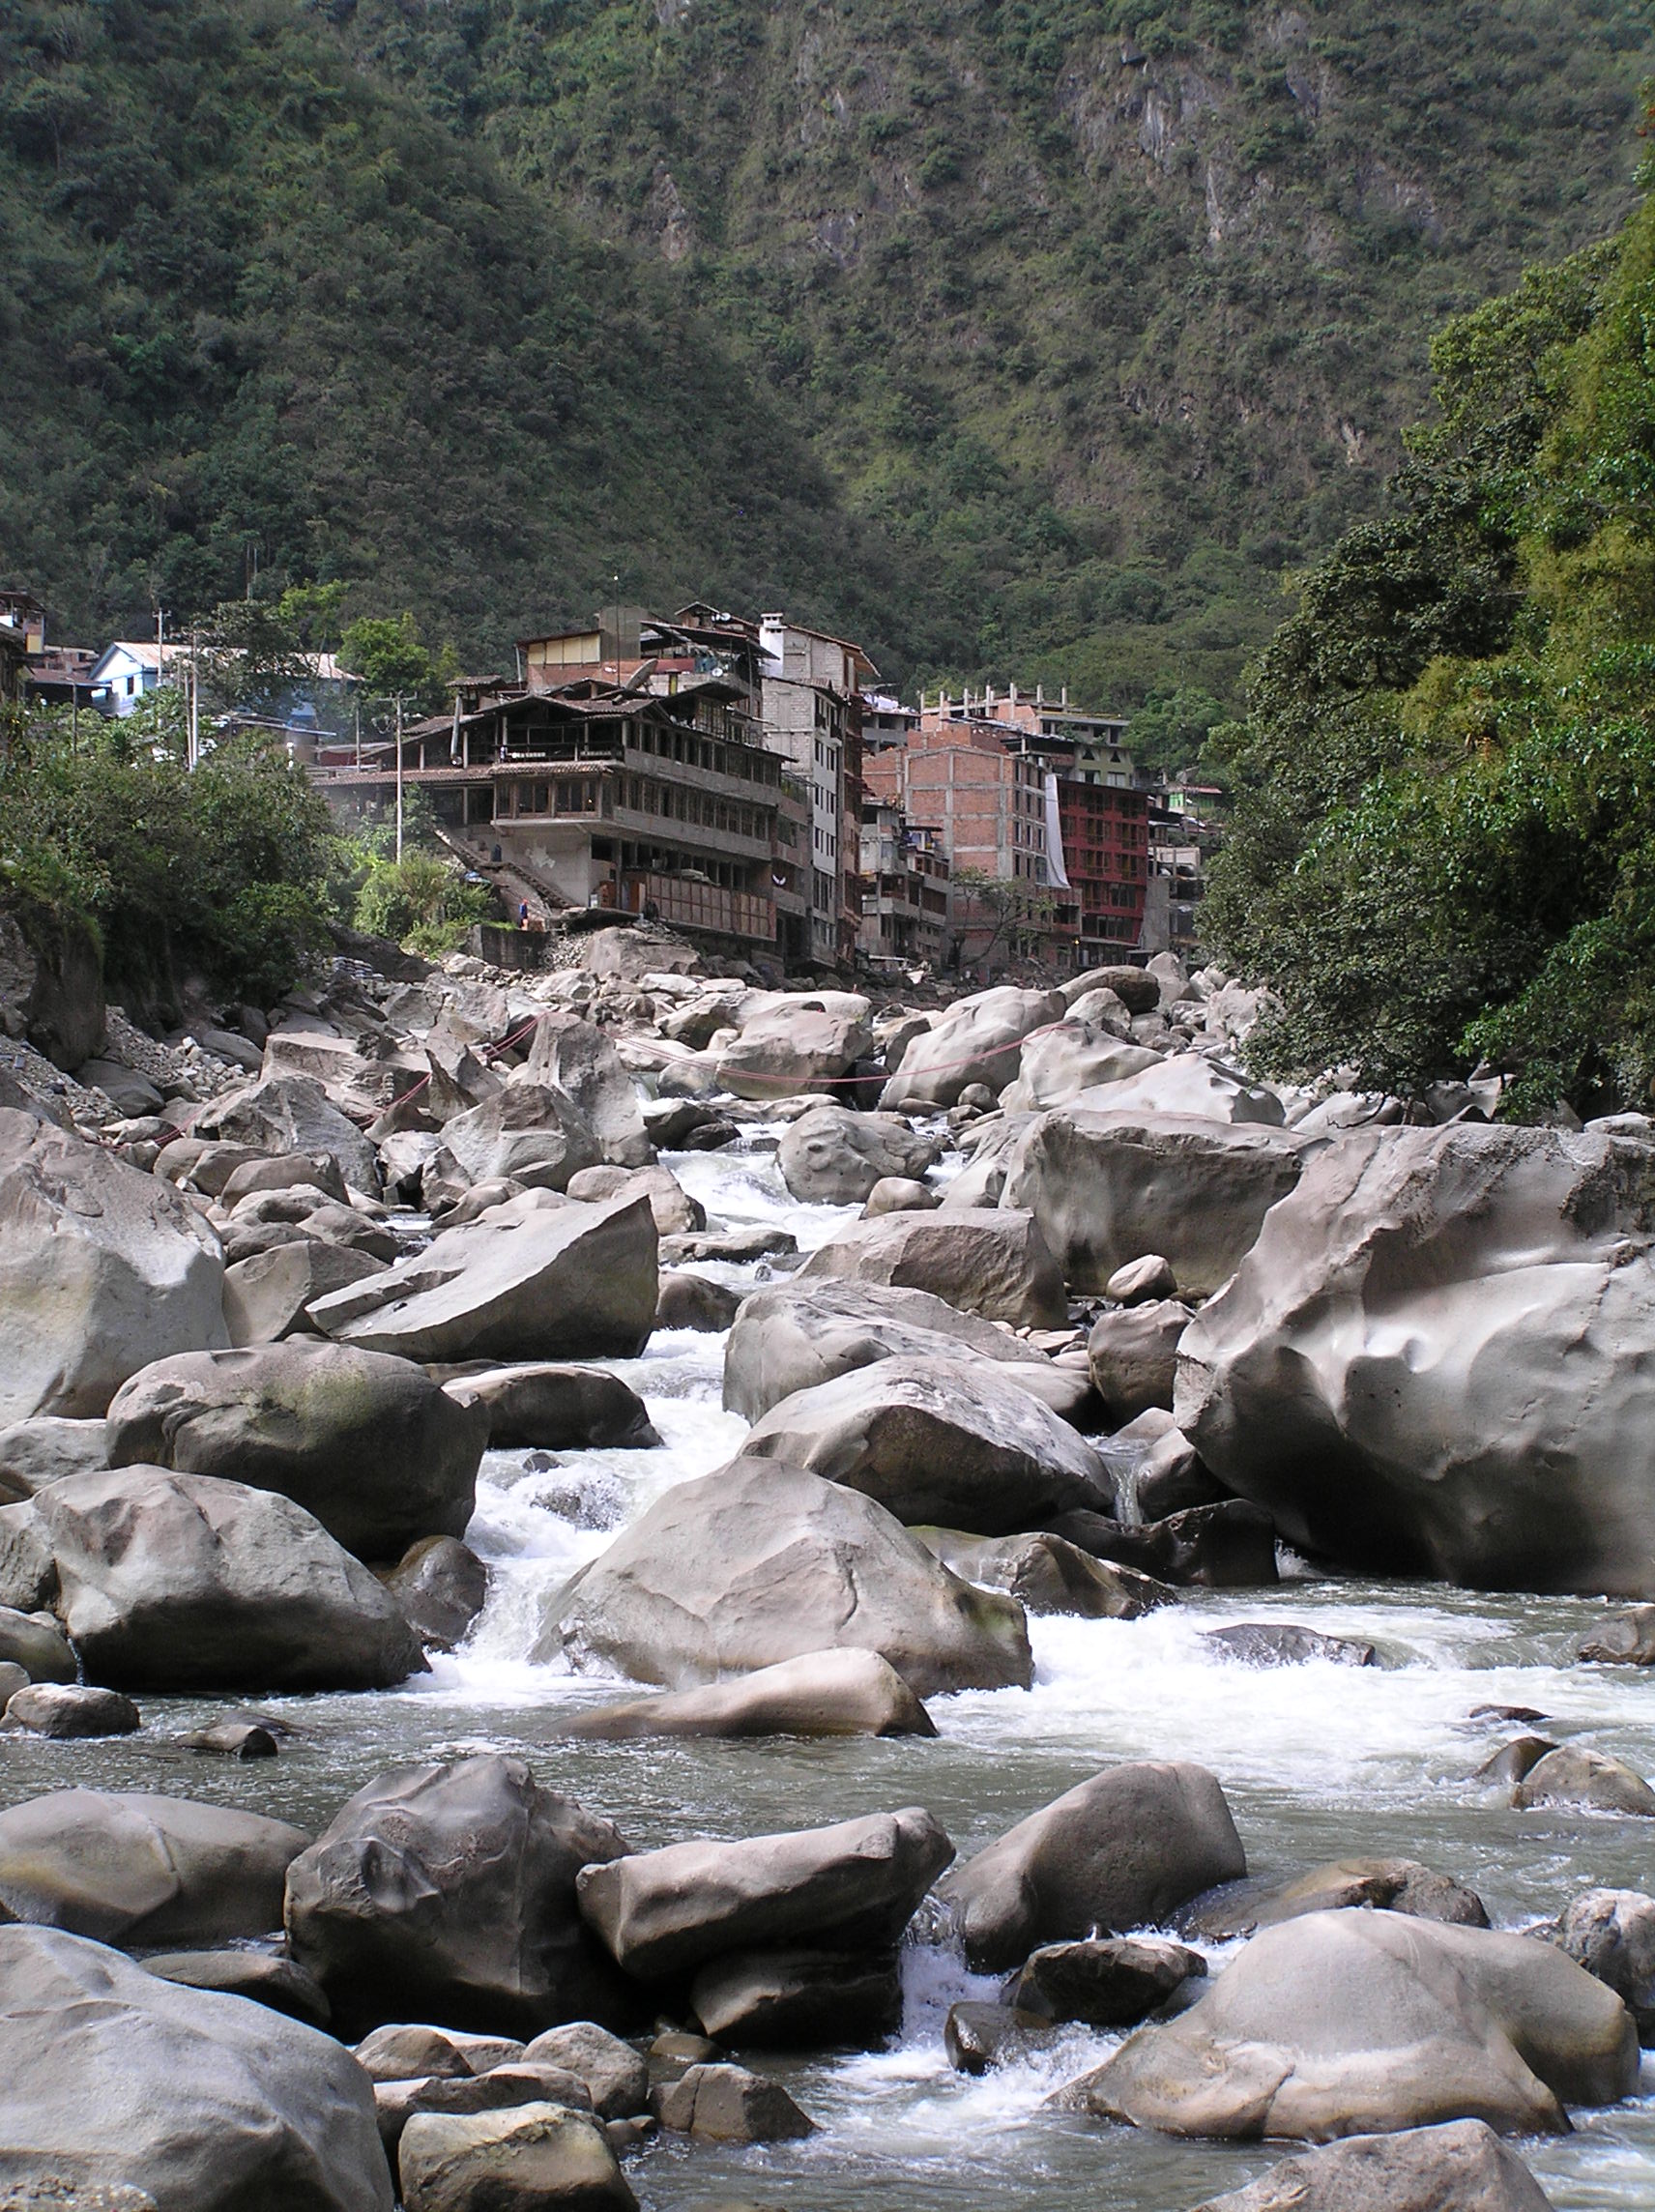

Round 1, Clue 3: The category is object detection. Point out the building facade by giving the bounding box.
[857,800,949,968]
[757,616,876,968]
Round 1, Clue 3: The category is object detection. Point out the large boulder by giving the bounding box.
[713,993,873,1100]
[777,1105,936,1206]
[439,1363,657,1451]
[221,1240,387,1345]
[723,1278,1075,1423]
[191,1073,379,1195]
[429,1085,601,1194]
[105,1342,485,1560]
[1068,1908,1639,2139]
[521,1015,651,1167]
[284,1755,634,2039]
[740,1355,1110,1532]
[1176,1122,1655,1591]
[1002,1110,1311,1297]
[537,1457,1033,1696]
[566,1647,936,1740]
[1070,1054,1286,1126]
[1088,1300,1194,1420]
[2,1466,427,1691]
[0,1414,108,1499]
[260,1030,424,1121]
[1189,2119,1559,2212]
[880,986,1065,1111]
[307,1194,657,1364]
[798,1207,1065,1328]
[935,1761,1246,1971]
[0,1790,305,1947]
[0,1111,226,1423]
[1550,1888,1655,2040]
[0,1926,392,2210]
[1000,1026,1162,1113]
[397,2104,634,2212]
[575,1808,952,1980]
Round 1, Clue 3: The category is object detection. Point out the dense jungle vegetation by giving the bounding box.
[1207,175,1655,1121]
[3,0,1651,715]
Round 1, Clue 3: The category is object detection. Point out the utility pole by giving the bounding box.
[394,692,404,862]
[188,624,199,770]
[354,698,362,771]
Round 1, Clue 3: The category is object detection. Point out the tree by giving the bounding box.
[948,865,1059,976]
[338,613,439,708]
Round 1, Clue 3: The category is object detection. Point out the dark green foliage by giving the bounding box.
[1206,194,1655,1117]
[3,0,1651,714]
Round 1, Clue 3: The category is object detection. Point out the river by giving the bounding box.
[13,1125,1655,2208]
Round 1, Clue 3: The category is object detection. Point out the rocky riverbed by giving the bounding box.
[2,930,1655,2210]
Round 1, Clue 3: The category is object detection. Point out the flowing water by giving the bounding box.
[15,1128,1655,2208]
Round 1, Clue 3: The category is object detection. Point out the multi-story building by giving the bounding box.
[757,615,877,968]
[1147,777,1225,959]
[857,800,949,969]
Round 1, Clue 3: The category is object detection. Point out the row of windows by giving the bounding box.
[622,777,768,839]
[813,822,838,859]
[633,722,779,786]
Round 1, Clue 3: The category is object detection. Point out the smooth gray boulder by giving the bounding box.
[1185,1857,1489,1940]
[3,1466,427,1691]
[880,986,1065,1111]
[740,1355,1109,1533]
[0,1415,108,1500]
[1070,1054,1286,1126]
[655,1271,741,1332]
[1061,964,1161,1015]
[380,1535,489,1650]
[1579,1604,1655,1663]
[518,2023,649,2119]
[1189,2119,1558,2211]
[191,1072,380,1194]
[284,1754,633,2038]
[565,1162,700,1234]
[354,2023,525,2083]
[1177,1122,1655,1591]
[1002,1109,1309,1298]
[0,1789,305,1946]
[1550,1888,1655,2039]
[1512,1744,1655,1817]
[423,1084,600,1195]
[713,993,872,1100]
[864,1175,940,1216]
[0,1602,75,1680]
[651,2059,815,2141]
[307,1194,657,1364]
[1004,1935,1205,2026]
[440,1362,658,1450]
[0,1111,227,1423]
[566,1647,936,1740]
[722,1277,1075,1423]
[576,1807,952,1980]
[1069,1908,1638,2139]
[1,1682,140,1737]
[0,1926,392,2210]
[920,1528,1173,1618]
[537,1458,1032,1696]
[105,1342,485,1560]
[522,1013,652,1167]
[1000,1025,1161,1112]
[140,1948,332,2029]
[1089,1299,1194,1419]
[397,2103,634,2212]
[221,1240,387,1345]
[798,1207,1065,1328]
[777,1105,936,1205]
[936,1761,1246,1971]
[689,1948,903,2050]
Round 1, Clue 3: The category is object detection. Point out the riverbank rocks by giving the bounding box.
[1,1466,427,1691]
[1004,1936,1206,2027]
[523,1013,652,1167]
[1579,1606,1655,1664]
[0,1927,392,2211]
[740,1356,1109,1533]
[714,995,873,1100]
[1,1682,140,1737]
[1177,1122,1655,1592]
[439,1363,658,1451]
[1088,1300,1193,1419]
[566,1163,701,1236]
[1000,1027,1161,1113]
[141,1948,332,2029]
[192,1071,380,1195]
[722,1279,1074,1424]
[105,1342,485,1560]
[0,1790,305,1946]
[576,1807,953,1980]
[1189,2120,1560,2212]
[652,2060,816,2142]
[0,1603,76,1680]
[1184,1859,1489,1941]
[398,2103,635,2212]
[777,1104,937,1205]
[688,1948,904,2050]
[1002,1110,1308,1298]
[798,1207,1065,1328]
[567,1647,936,1740]
[1067,1908,1639,2139]
[518,2023,649,2119]
[221,1241,387,1345]
[283,1754,634,2038]
[307,1193,657,1364]
[935,1761,1246,1972]
[0,1111,227,1423]
[1512,1744,1655,1817]
[380,1535,489,1649]
[1550,1889,1655,2038]
[427,1085,601,1194]
[537,1458,1033,1696]
[880,986,1064,1111]
[920,1529,1172,1619]
[1073,1055,1286,1127]
[0,1415,109,1499]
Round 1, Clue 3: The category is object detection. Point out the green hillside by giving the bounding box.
[4,0,1652,706]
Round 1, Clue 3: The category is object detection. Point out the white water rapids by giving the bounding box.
[13,1125,1655,2207]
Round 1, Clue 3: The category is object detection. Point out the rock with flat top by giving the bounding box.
[1513,1744,1655,1817]
[798,1207,1065,1328]
[440,1362,657,1450]
[566,1646,935,1741]
[191,1072,379,1193]
[0,1415,109,1500]
[689,1949,903,2051]
[1004,1935,1205,2026]
[397,2103,635,2212]
[652,2061,815,2143]
[1188,2119,1558,2211]
[140,1948,332,2029]
[880,986,1064,1111]
[221,1240,387,1345]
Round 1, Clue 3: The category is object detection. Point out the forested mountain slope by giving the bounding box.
[4,0,1651,700]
